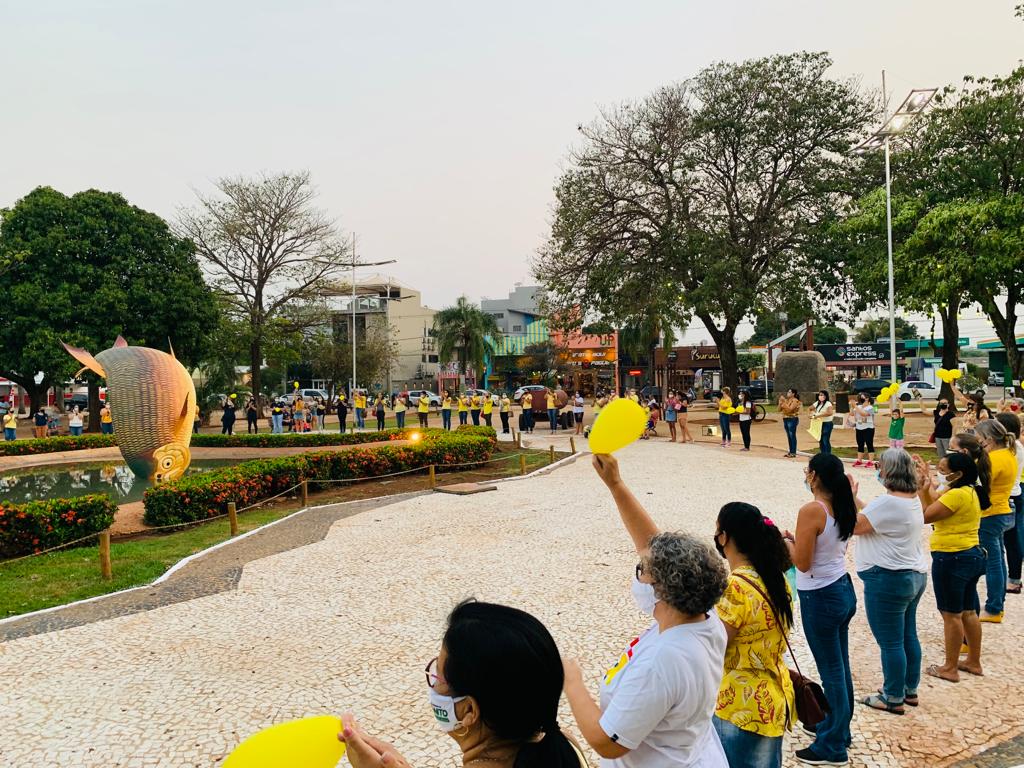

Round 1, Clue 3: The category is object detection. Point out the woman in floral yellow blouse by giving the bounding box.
[713,502,796,768]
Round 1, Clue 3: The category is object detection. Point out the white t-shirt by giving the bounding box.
[574,397,585,413]
[854,494,928,573]
[1011,442,1024,496]
[599,617,728,768]
[737,401,752,422]
[856,404,875,429]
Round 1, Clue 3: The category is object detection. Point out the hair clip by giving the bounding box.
[762,517,775,527]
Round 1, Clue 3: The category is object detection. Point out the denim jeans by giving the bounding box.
[718,412,732,442]
[396,412,405,429]
[548,408,558,431]
[4,427,16,441]
[783,417,798,454]
[272,414,283,433]
[70,426,83,436]
[1005,490,1024,582]
[442,410,452,430]
[471,410,481,426]
[858,567,926,704]
[355,408,365,428]
[459,411,468,425]
[979,514,1013,613]
[713,716,782,768]
[819,421,833,454]
[798,575,857,763]
[931,547,984,614]
[101,422,114,434]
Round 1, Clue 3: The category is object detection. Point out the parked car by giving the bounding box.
[851,378,889,397]
[513,384,548,404]
[989,371,1005,386]
[744,379,774,400]
[404,389,443,407]
[65,393,90,412]
[465,388,500,406]
[281,388,328,405]
[896,380,940,401]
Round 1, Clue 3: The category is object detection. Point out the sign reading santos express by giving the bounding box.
[816,342,906,363]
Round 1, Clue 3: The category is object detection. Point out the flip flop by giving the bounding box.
[860,693,905,715]
[925,664,958,683]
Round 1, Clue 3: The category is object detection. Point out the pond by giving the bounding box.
[0,459,238,506]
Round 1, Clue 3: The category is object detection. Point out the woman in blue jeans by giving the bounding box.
[994,413,1024,593]
[784,452,858,766]
[852,449,928,714]
[811,390,834,455]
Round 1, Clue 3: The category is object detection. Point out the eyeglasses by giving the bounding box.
[635,561,645,580]
[425,656,443,689]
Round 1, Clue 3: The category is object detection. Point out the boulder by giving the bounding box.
[774,352,828,405]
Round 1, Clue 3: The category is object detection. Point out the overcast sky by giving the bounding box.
[3,0,1022,341]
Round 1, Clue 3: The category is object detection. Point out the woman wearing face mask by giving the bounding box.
[562,454,729,767]
[914,453,988,683]
[933,399,954,458]
[810,391,835,455]
[852,394,876,468]
[974,420,1020,622]
[783,453,858,766]
[712,503,795,768]
[850,449,927,714]
[994,413,1024,594]
[338,600,589,768]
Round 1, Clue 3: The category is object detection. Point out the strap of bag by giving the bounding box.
[733,572,805,680]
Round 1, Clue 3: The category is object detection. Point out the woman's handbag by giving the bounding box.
[734,574,830,728]
[928,431,936,444]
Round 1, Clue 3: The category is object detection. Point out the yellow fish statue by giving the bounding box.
[62,336,197,483]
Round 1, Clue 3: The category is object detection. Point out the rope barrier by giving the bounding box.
[0,531,103,566]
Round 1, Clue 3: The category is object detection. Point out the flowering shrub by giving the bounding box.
[192,429,418,448]
[0,434,118,456]
[0,495,117,559]
[143,433,494,527]
[454,425,498,444]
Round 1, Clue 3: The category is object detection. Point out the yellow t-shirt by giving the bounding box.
[3,413,16,430]
[418,398,429,413]
[984,448,1019,517]
[442,397,452,410]
[394,399,407,413]
[715,567,795,737]
[355,395,366,409]
[932,486,982,552]
[101,408,113,424]
[500,397,511,412]
[482,398,493,415]
[458,397,469,412]
[546,393,555,409]
[471,396,481,410]
[522,394,532,409]
[718,396,733,414]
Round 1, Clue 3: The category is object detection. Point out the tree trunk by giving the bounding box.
[1,371,47,417]
[87,380,102,432]
[700,315,740,391]
[249,340,262,409]
[979,290,1022,397]
[938,302,960,409]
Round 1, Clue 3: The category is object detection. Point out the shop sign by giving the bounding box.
[817,342,905,362]
[692,348,720,362]
[628,369,643,376]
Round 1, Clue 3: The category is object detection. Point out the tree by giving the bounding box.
[0,187,216,422]
[177,171,348,404]
[736,352,766,373]
[535,52,873,391]
[304,323,398,396]
[815,326,848,345]
[432,297,502,384]
[853,317,922,343]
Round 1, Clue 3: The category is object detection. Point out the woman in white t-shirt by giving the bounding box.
[562,454,729,768]
[852,448,928,715]
[853,394,877,468]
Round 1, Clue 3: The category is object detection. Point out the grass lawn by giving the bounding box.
[827,445,941,461]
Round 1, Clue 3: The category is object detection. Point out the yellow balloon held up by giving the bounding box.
[223,716,344,768]
[588,398,647,454]
[937,368,963,384]
[294,380,300,389]
[724,407,737,415]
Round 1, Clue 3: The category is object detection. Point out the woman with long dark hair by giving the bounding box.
[852,393,877,468]
[713,502,795,768]
[994,413,1024,594]
[811,390,835,455]
[784,453,858,766]
[338,600,588,768]
[735,390,754,451]
[974,420,1019,622]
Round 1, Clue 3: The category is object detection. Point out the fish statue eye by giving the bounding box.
[152,443,191,483]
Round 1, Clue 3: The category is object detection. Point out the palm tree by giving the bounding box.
[620,313,676,387]
[432,297,502,383]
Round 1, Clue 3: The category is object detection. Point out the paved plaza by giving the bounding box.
[1,439,1023,767]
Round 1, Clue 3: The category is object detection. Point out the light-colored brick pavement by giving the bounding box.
[1,440,1022,767]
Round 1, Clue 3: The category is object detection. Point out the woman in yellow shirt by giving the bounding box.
[713,386,733,448]
[393,394,407,429]
[713,502,795,768]
[457,393,469,426]
[917,452,986,682]
[441,393,453,431]
[481,393,494,427]
[417,392,430,428]
[975,420,1020,621]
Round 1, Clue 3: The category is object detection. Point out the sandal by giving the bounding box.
[861,693,904,715]
[1007,584,1022,594]
[880,688,918,707]
[925,664,958,683]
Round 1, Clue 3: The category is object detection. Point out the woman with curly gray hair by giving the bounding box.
[562,454,730,767]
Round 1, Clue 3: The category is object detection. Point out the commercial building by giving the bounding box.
[550,330,619,396]
[481,285,542,334]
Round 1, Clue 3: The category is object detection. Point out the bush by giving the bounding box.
[143,433,494,527]
[454,425,498,444]
[0,433,117,456]
[191,429,416,448]
[0,495,117,559]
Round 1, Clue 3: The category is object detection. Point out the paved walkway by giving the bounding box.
[1,441,1023,767]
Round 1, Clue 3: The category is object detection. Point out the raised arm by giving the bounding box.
[912,454,941,507]
[592,455,660,553]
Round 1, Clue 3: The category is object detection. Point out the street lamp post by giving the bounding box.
[347,232,396,397]
[855,75,937,383]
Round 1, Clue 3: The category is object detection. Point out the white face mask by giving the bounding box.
[631,573,659,616]
[429,687,467,733]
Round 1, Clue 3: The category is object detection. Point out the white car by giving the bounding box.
[896,381,940,401]
[466,388,501,406]
[405,390,443,407]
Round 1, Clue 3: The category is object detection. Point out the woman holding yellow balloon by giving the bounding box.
[714,386,734,448]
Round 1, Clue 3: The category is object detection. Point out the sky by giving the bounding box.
[2,0,1022,343]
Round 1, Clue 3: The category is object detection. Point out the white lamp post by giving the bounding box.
[347,232,396,396]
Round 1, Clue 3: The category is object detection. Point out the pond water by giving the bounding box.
[0,459,238,505]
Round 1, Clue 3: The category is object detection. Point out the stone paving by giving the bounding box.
[1,440,1023,767]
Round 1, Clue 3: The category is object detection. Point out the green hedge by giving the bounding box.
[0,434,117,456]
[191,429,420,448]
[143,433,495,527]
[454,425,498,443]
[0,495,117,558]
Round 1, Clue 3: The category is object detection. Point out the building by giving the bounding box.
[320,275,438,394]
[550,329,619,396]
[481,285,542,335]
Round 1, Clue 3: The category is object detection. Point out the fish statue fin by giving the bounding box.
[61,341,106,378]
[114,335,129,348]
[168,338,176,359]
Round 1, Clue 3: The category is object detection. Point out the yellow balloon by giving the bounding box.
[951,369,962,380]
[588,398,647,454]
[294,381,300,389]
[724,407,737,414]
[937,368,953,383]
[223,716,345,768]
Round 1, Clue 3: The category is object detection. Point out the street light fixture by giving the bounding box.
[854,75,937,383]
[348,232,397,397]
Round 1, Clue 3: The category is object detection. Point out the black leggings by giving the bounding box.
[856,427,875,453]
[739,419,751,449]
[247,415,258,433]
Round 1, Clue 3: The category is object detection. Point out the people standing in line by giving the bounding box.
[441,391,453,431]
[99,402,114,435]
[221,395,237,435]
[354,390,367,430]
[458,392,469,426]
[69,406,84,437]
[563,453,729,767]
[394,393,407,429]
[712,502,796,768]
[888,405,906,450]
[336,394,348,434]
[374,394,387,431]
[995,413,1024,595]
[933,399,955,458]
[3,409,18,441]
[913,452,987,682]
[546,390,558,434]
[777,389,801,458]
[810,390,835,455]
[482,393,494,428]
[852,393,877,468]
[499,393,512,434]
[735,390,754,452]
[974,420,1020,623]
[714,386,733,448]
[271,400,285,434]
[418,392,430,428]
[470,393,482,427]
[245,396,259,434]
[678,392,694,444]
[784,452,858,766]
[851,449,927,715]
[664,390,679,443]
[521,392,534,434]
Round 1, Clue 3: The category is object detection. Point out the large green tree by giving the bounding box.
[535,52,872,390]
[432,297,501,385]
[0,187,217,422]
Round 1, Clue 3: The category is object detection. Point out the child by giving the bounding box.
[888,405,906,450]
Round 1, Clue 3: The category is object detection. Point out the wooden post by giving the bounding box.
[301,479,308,507]
[569,436,577,455]
[98,531,112,581]
[549,445,555,464]
[429,464,436,489]
[520,454,527,476]
[227,502,238,536]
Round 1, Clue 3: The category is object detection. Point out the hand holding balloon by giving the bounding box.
[592,454,623,489]
[338,714,411,768]
[223,715,345,767]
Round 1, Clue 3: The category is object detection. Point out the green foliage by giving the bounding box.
[815,326,848,344]
[0,433,118,456]
[0,495,117,558]
[735,353,766,373]
[433,296,502,378]
[143,433,495,526]
[454,425,498,443]
[853,317,922,343]
[192,429,414,448]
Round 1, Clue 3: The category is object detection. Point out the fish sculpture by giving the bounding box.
[61,336,196,483]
